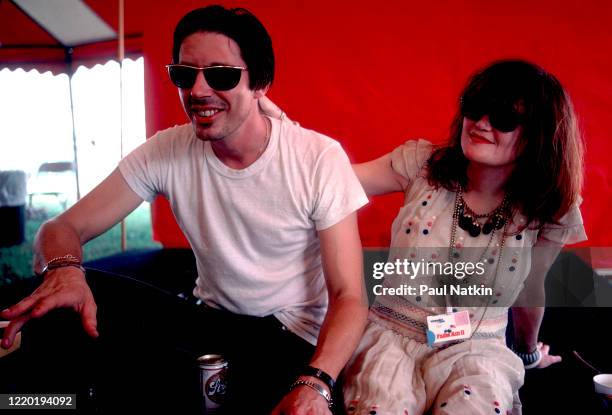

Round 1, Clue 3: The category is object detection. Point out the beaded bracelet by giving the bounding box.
[512,345,542,369]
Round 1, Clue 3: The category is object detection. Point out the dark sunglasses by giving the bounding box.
[460,96,524,132]
[166,64,247,91]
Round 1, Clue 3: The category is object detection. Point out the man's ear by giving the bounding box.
[253,85,270,99]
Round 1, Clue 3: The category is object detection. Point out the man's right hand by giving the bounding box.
[0,267,98,350]
[0,168,143,351]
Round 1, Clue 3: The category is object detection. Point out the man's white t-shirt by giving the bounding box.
[118,116,368,344]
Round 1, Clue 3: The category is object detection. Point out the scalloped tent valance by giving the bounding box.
[0,0,142,75]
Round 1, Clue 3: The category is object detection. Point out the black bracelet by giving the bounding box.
[302,365,335,392]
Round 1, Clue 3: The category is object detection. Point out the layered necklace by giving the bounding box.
[446,186,511,337]
[456,185,509,238]
[449,185,511,268]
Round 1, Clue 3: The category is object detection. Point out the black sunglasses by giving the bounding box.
[166,64,247,91]
[460,96,524,132]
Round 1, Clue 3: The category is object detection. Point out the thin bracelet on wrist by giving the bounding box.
[289,379,333,408]
[37,254,85,278]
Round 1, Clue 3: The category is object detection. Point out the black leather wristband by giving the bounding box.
[302,365,335,391]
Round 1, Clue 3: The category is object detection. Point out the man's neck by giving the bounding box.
[211,113,270,169]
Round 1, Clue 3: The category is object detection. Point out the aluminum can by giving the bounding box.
[197,354,228,413]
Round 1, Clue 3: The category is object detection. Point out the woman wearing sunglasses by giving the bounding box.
[340,59,586,415]
[261,58,586,414]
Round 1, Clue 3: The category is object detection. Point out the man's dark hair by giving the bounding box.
[172,5,274,90]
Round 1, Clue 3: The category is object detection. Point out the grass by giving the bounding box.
[0,197,161,287]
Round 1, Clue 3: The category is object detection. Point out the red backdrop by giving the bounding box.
[140,0,612,249]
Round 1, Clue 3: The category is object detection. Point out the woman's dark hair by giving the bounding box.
[427,59,584,228]
[172,5,274,91]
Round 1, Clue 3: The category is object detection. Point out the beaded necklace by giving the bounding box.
[447,186,510,339]
[456,185,508,237]
[449,185,510,269]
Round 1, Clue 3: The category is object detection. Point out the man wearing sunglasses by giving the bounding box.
[1,5,368,415]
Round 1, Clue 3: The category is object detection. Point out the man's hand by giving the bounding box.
[0,267,98,350]
[270,384,332,415]
[536,342,562,369]
[0,168,143,351]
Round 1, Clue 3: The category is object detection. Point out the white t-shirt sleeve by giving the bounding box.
[118,132,168,202]
[310,142,368,230]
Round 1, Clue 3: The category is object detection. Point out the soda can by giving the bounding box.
[197,354,228,413]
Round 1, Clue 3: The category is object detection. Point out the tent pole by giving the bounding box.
[119,0,127,252]
[65,47,81,202]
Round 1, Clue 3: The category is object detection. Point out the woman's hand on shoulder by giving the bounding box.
[258,96,299,126]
